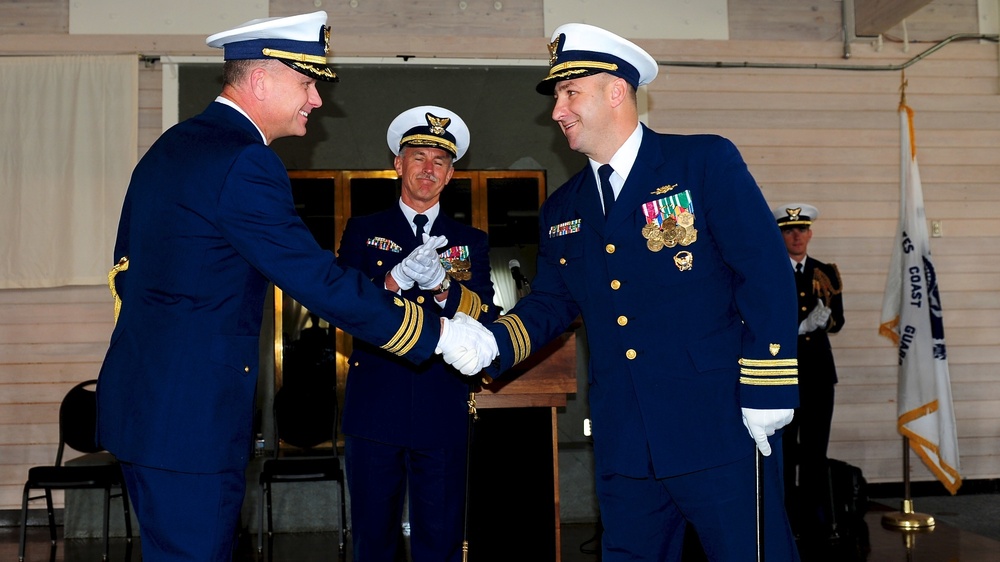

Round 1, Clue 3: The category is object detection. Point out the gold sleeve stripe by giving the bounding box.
[739,358,798,367]
[381,298,423,356]
[739,355,798,386]
[740,377,799,386]
[496,314,530,365]
[456,285,483,320]
[739,368,799,377]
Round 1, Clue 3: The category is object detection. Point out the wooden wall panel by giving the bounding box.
[0,0,996,510]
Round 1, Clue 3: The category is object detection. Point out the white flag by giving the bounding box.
[879,102,961,494]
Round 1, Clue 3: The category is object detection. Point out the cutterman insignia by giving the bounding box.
[651,184,677,195]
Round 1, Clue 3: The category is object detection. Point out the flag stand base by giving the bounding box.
[881,499,936,530]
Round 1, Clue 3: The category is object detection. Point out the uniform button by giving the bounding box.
[377,260,383,266]
[606,244,616,254]
[799,291,806,297]
[805,336,811,342]
[417,296,425,304]
[244,366,250,373]
[625,349,637,360]
[617,315,628,326]
[559,257,567,265]
[610,280,621,290]
[353,361,359,367]
[801,306,808,312]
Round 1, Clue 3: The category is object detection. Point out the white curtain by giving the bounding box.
[0,55,137,289]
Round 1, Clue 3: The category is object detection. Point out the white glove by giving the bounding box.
[402,235,448,290]
[436,312,499,376]
[390,235,448,291]
[798,301,832,335]
[741,407,794,456]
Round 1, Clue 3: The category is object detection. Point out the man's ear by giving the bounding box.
[608,76,628,109]
[248,66,269,101]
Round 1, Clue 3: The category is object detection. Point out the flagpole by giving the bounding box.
[881,436,936,530]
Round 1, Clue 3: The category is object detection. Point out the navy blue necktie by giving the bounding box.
[599,164,615,218]
[795,262,804,275]
[413,214,428,244]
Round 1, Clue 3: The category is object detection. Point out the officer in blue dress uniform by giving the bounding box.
[337,106,498,562]
[773,203,845,540]
[476,23,802,560]
[95,15,492,561]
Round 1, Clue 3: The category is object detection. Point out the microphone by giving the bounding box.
[509,259,528,290]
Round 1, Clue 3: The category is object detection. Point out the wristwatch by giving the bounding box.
[431,277,450,295]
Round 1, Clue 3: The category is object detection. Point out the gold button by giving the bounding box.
[801,306,808,312]
[617,315,628,326]
[559,257,567,265]
[377,260,383,266]
[606,244,616,254]
[481,304,489,312]
[805,336,811,342]
[244,366,250,373]
[353,361,359,367]
[417,296,425,304]
[625,349,637,360]
[799,291,806,297]
[610,280,621,290]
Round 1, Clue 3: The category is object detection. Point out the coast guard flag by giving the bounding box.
[879,102,961,494]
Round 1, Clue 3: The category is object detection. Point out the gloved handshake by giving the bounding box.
[798,301,831,335]
[436,312,499,376]
[391,235,448,291]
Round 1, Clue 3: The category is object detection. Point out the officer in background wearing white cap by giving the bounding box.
[471,23,801,560]
[773,203,845,543]
[95,14,495,561]
[336,106,497,561]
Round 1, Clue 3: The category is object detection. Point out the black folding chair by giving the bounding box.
[19,379,132,561]
[257,381,347,556]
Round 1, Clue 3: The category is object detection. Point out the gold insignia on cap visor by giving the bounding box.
[261,48,328,65]
[398,134,458,156]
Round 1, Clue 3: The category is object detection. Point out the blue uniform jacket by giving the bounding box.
[337,205,497,449]
[97,102,439,474]
[486,126,799,478]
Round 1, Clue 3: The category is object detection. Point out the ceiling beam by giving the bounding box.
[853,0,936,37]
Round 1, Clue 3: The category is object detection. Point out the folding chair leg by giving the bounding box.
[103,487,112,561]
[44,489,57,544]
[18,484,30,562]
[258,481,265,553]
[339,480,347,554]
[120,483,133,542]
[266,483,274,538]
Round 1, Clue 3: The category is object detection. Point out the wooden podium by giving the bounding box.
[467,330,578,562]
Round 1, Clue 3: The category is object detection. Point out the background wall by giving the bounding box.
[1,0,998,524]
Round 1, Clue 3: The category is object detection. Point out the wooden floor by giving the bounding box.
[3,501,999,561]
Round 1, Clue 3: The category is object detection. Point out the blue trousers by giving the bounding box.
[120,462,245,562]
[597,436,799,561]
[345,435,467,562]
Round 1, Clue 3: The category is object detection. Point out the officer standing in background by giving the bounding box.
[337,106,498,562]
[773,203,845,541]
[473,23,801,561]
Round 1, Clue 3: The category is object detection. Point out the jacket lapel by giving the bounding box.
[606,125,666,234]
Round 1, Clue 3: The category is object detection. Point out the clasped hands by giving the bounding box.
[391,235,448,291]
[798,301,831,335]
[436,313,499,376]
